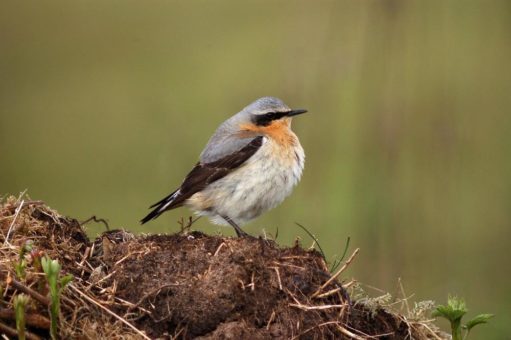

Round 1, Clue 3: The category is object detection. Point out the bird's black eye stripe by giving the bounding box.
[254,111,288,126]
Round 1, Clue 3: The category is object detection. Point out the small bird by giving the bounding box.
[141,97,307,237]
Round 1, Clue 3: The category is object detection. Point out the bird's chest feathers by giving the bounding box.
[238,119,305,188]
[239,120,299,162]
[259,120,297,146]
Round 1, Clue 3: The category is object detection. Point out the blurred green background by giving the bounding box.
[1,1,510,337]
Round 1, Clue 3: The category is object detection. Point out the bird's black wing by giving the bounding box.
[140,136,264,224]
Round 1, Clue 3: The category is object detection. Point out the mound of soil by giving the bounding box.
[0,197,446,339]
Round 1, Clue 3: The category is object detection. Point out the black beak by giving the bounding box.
[286,109,308,117]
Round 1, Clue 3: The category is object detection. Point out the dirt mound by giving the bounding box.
[0,196,446,339]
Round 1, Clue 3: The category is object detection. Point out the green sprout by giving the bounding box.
[432,296,494,340]
[41,256,73,340]
[14,294,30,340]
[14,241,33,279]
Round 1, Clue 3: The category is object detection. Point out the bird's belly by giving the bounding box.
[187,140,304,225]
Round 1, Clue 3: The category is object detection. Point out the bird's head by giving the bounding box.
[239,97,307,128]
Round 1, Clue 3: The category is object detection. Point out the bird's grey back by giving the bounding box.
[199,97,290,164]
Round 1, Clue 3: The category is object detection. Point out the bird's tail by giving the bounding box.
[140,189,181,224]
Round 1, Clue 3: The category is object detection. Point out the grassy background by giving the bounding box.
[1,1,509,337]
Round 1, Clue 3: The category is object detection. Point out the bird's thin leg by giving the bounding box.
[221,215,249,237]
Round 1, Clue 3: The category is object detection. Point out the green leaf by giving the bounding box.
[295,222,326,260]
[60,274,73,288]
[41,256,50,274]
[14,294,29,340]
[432,296,468,340]
[433,296,467,321]
[432,304,466,321]
[15,261,26,279]
[464,313,494,332]
[21,240,33,255]
[432,296,467,323]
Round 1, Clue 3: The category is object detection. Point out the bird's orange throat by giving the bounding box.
[239,118,298,147]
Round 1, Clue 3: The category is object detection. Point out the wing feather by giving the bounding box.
[140,136,263,224]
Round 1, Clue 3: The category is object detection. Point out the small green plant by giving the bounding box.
[295,222,352,273]
[432,296,494,340]
[13,294,30,340]
[41,256,73,340]
[14,241,33,279]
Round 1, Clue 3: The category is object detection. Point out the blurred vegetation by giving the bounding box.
[1,1,509,337]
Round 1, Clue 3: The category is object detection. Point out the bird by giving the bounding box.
[141,97,307,237]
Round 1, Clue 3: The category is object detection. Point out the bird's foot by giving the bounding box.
[221,215,254,238]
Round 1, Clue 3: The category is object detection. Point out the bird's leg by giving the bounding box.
[221,215,249,237]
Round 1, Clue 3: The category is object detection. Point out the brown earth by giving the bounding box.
[0,197,446,339]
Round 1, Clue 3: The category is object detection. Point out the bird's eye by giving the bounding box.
[254,116,271,126]
[254,113,273,126]
[254,112,285,126]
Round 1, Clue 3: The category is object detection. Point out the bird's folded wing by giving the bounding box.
[156,136,264,210]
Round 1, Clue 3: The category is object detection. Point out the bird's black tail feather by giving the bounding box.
[140,206,163,224]
[140,189,180,224]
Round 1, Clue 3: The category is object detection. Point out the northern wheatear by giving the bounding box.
[141,97,307,237]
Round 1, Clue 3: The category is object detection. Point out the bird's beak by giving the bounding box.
[286,109,308,117]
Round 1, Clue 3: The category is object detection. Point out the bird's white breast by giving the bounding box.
[188,135,304,225]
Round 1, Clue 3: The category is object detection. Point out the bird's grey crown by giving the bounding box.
[242,97,291,115]
[199,97,290,164]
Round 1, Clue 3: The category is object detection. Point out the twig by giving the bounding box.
[280,256,308,260]
[336,324,366,340]
[7,277,50,306]
[114,297,151,314]
[37,209,60,225]
[0,200,43,215]
[291,321,342,340]
[0,320,42,340]
[316,287,341,299]
[338,291,348,320]
[0,308,50,329]
[0,322,18,339]
[271,261,305,270]
[128,283,178,312]
[289,303,348,311]
[360,282,388,294]
[419,322,444,340]
[172,326,185,339]
[386,293,415,309]
[177,216,200,233]
[238,279,246,290]
[271,267,283,290]
[78,246,91,266]
[68,284,151,340]
[343,279,357,288]
[3,199,24,245]
[91,270,117,286]
[213,242,227,256]
[114,253,132,266]
[250,272,255,291]
[398,277,410,315]
[286,289,302,306]
[266,310,276,330]
[311,248,360,298]
[80,216,110,231]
